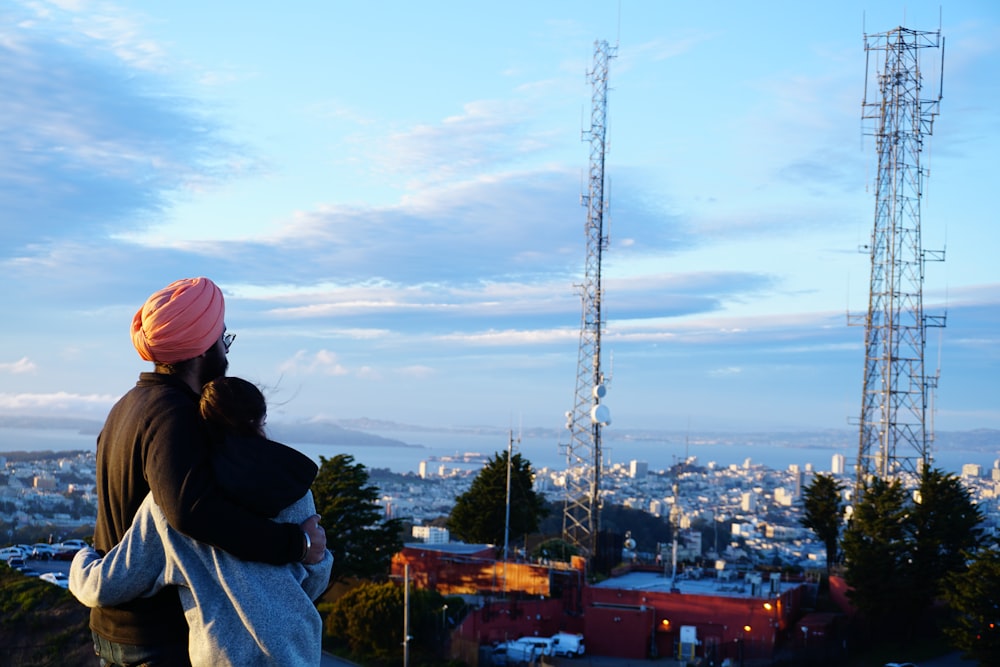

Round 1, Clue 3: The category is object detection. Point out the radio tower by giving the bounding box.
[562,39,616,561]
[853,26,945,497]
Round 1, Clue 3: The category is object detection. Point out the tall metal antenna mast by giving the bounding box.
[852,26,945,498]
[562,39,616,561]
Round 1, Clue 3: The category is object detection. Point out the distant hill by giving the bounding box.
[1,414,995,456]
[267,420,424,449]
[0,415,421,450]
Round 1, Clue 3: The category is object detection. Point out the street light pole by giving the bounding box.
[403,564,410,667]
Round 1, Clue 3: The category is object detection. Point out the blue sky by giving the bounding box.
[0,1,997,434]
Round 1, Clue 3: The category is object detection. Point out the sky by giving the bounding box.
[0,0,997,436]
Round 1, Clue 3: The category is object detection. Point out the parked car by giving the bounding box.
[0,546,26,561]
[52,540,88,560]
[39,572,70,589]
[17,567,41,577]
[59,539,89,550]
[30,543,56,560]
[6,556,26,569]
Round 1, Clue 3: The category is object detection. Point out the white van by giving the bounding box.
[550,632,585,657]
[500,636,552,664]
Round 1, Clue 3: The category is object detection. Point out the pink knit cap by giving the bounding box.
[131,277,226,364]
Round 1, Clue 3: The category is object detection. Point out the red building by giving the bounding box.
[395,544,810,664]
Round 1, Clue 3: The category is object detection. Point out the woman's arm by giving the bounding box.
[69,495,168,607]
[276,492,332,601]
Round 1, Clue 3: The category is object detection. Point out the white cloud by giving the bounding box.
[0,390,116,411]
[0,357,36,374]
[435,328,576,346]
[277,350,349,376]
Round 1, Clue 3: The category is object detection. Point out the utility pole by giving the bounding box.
[403,563,410,667]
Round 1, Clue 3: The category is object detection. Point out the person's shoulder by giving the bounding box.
[132,374,199,408]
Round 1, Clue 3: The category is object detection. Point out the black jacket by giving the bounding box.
[92,372,311,646]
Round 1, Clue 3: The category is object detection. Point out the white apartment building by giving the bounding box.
[412,525,450,544]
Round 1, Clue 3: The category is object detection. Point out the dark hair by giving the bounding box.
[200,377,266,438]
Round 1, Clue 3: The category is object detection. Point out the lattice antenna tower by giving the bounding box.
[851,26,946,498]
[561,39,616,560]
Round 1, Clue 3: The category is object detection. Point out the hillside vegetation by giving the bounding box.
[0,566,93,667]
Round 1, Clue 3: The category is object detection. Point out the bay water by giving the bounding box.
[1,426,995,477]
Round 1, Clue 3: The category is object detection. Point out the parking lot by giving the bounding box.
[3,545,76,584]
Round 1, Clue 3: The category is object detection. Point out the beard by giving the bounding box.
[198,342,229,387]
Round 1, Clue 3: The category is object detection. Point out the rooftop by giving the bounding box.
[593,568,802,600]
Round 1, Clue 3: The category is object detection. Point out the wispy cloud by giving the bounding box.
[0,391,116,413]
[277,350,350,376]
[0,358,36,374]
[0,2,247,256]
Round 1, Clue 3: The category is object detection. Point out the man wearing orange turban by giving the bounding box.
[89,277,327,667]
[131,277,227,365]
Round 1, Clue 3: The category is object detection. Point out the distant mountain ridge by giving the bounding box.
[0,415,996,454]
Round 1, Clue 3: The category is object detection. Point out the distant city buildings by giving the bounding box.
[3,444,999,567]
[962,463,983,479]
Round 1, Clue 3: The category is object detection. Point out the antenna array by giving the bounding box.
[852,26,946,497]
[561,40,616,560]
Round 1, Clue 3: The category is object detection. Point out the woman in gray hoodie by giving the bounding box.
[71,377,333,666]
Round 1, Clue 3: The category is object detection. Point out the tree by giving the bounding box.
[841,476,910,634]
[799,473,845,576]
[311,454,404,582]
[942,545,1000,666]
[907,467,984,610]
[531,538,579,563]
[842,470,985,639]
[447,450,547,547]
[324,580,464,663]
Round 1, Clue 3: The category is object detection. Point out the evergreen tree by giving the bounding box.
[842,470,985,639]
[799,473,845,576]
[942,544,1000,666]
[907,467,984,611]
[311,454,404,582]
[841,477,910,634]
[447,450,547,547]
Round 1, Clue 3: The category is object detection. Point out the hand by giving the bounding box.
[300,514,327,564]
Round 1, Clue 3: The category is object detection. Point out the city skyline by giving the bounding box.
[1,1,998,435]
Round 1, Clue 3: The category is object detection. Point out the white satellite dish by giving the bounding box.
[590,404,611,426]
[592,384,607,399]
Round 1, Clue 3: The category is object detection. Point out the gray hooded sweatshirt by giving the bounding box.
[71,491,332,666]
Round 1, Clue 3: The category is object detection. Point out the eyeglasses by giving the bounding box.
[223,332,236,352]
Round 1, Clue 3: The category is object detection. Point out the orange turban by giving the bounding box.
[131,277,226,364]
